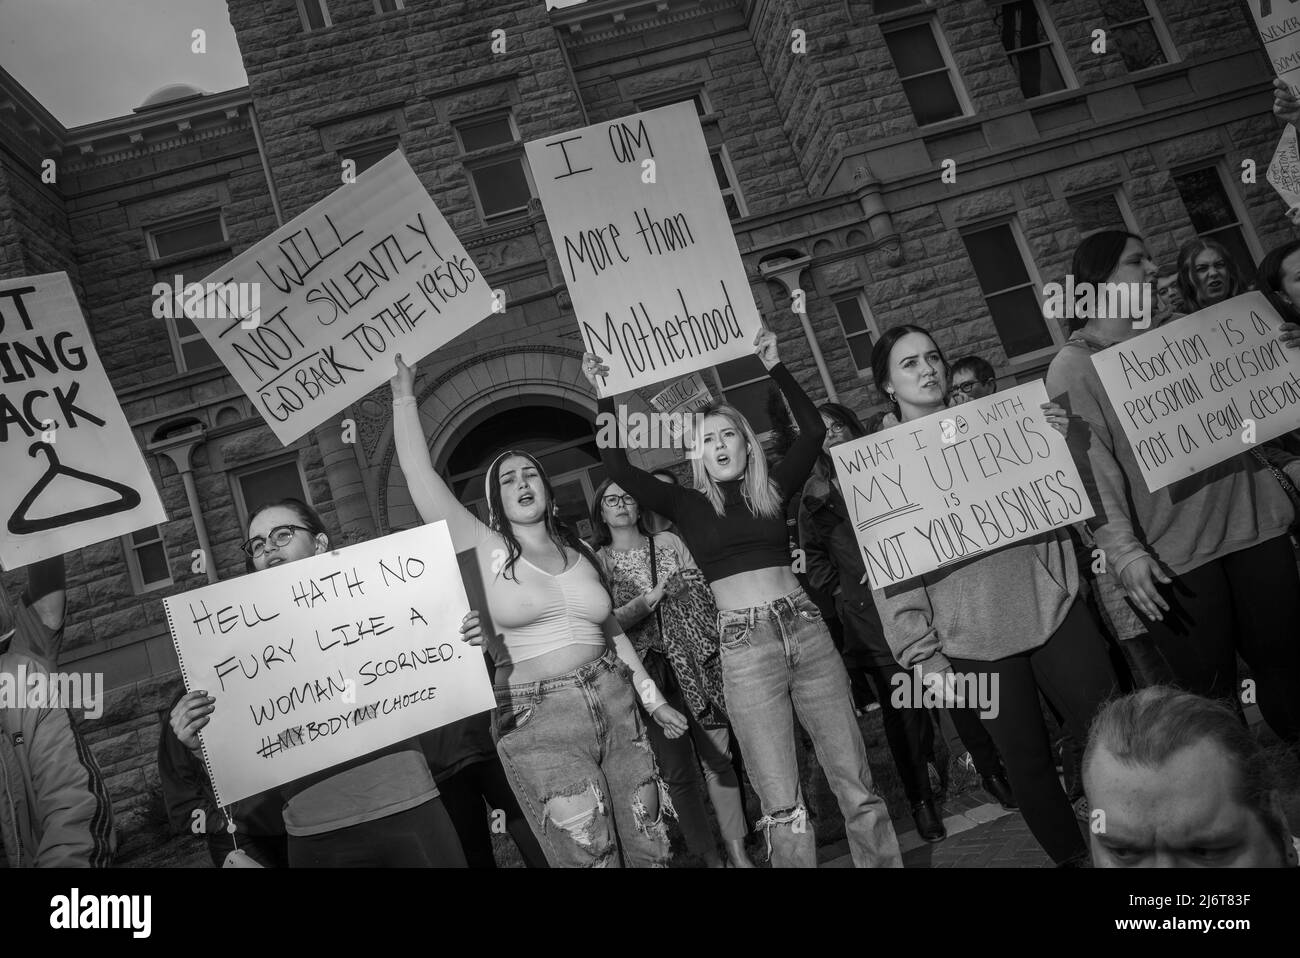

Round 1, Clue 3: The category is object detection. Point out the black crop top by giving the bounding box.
[597,363,826,582]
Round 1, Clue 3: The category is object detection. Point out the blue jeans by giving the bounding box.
[718,587,902,868]
[494,651,672,867]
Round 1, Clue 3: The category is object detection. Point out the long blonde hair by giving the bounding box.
[689,401,783,520]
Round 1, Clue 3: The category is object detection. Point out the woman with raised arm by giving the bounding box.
[868,324,1117,867]
[585,329,901,869]
[389,355,687,868]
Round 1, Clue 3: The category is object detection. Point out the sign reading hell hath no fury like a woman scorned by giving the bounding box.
[526,102,764,397]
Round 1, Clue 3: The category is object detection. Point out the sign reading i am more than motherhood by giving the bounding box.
[191,152,493,444]
[525,102,763,396]
[1091,292,1300,492]
[0,273,167,568]
[830,381,1094,589]
[163,522,495,807]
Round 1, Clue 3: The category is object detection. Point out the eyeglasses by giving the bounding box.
[825,421,849,434]
[601,494,637,508]
[241,524,315,559]
[949,380,992,397]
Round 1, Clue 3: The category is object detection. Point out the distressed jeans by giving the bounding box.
[494,651,672,867]
[718,587,902,868]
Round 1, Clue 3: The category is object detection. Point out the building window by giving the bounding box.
[991,0,1071,99]
[233,458,311,533]
[148,213,229,374]
[882,20,969,126]
[454,115,533,221]
[833,292,880,374]
[122,526,172,593]
[711,355,773,433]
[297,0,331,31]
[874,0,929,12]
[341,139,400,176]
[1066,189,1139,237]
[711,147,747,220]
[1171,166,1259,275]
[147,212,226,260]
[1098,0,1174,72]
[637,90,710,115]
[960,222,1056,359]
[375,0,404,12]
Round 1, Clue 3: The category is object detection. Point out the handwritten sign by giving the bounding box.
[525,103,762,397]
[1091,292,1300,492]
[191,152,493,444]
[1250,0,1300,96]
[0,273,167,568]
[163,522,494,807]
[831,381,1093,589]
[1268,124,1300,210]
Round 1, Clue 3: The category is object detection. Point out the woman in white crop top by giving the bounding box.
[391,355,687,868]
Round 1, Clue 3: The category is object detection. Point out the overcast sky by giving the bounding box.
[0,1,589,128]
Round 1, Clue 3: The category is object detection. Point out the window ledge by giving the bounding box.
[149,242,234,273]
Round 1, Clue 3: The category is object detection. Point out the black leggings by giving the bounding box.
[287,797,468,867]
[948,600,1118,864]
[1139,535,1300,749]
[438,756,549,868]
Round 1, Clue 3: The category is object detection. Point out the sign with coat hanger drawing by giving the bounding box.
[0,272,167,568]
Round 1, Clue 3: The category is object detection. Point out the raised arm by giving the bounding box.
[756,329,827,494]
[391,355,492,550]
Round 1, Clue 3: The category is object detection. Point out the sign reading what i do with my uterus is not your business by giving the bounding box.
[526,102,764,397]
[1091,292,1300,492]
[163,522,495,807]
[831,381,1094,590]
[0,272,167,568]
[186,151,494,445]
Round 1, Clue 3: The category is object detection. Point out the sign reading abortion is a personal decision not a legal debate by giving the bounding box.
[190,152,494,445]
[1092,292,1300,492]
[831,381,1094,590]
[526,102,764,397]
[0,273,167,568]
[163,522,495,807]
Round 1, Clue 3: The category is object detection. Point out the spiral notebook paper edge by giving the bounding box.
[162,593,229,809]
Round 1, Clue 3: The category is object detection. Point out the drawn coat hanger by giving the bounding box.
[8,442,141,535]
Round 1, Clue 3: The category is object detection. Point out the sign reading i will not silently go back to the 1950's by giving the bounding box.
[526,102,764,397]
[190,152,494,445]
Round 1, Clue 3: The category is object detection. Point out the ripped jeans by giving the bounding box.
[493,651,672,867]
[718,587,902,868]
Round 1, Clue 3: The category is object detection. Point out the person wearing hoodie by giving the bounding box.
[1045,231,1300,755]
[870,324,1118,867]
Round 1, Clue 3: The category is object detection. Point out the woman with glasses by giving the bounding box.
[585,329,902,869]
[168,498,468,867]
[389,356,688,867]
[591,480,754,867]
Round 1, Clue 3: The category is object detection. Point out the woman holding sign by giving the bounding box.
[390,356,688,868]
[585,330,903,869]
[869,324,1117,868]
[1048,231,1300,754]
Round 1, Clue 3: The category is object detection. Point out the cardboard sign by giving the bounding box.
[831,381,1094,589]
[0,273,167,568]
[1250,0,1300,96]
[189,152,493,444]
[525,103,763,396]
[1091,292,1300,492]
[648,372,714,444]
[1268,124,1300,210]
[163,523,494,807]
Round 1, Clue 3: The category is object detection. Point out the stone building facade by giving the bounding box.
[0,0,1288,858]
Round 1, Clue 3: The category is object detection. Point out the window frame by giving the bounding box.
[296,0,332,31]
[229,454,314,538]
[1100,0,1178,72]
[881,15,974,126]
[710,146,748,220]
[960,217,1063,363]
[831,290,882,377]
[453,112,535,223]
[991,0,1077,99]
[636,88,713,117]
[373,0,405,13]
[1065,186,1141,238]
[146,211,229,374]
[704,356,775,433]
[1170,162,1263,265]
[339,138,402,177]
[120,525,173,595]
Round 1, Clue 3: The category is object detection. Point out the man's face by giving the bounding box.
[948,371,995,405]
[1156,275,1184,313]
[1085,739,1288,868]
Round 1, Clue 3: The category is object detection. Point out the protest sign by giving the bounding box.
[830,381,1093,589]
[525,102,763,397]
[163,522,494,807]
[1091,292,1300,492]
[1268,124,1300,210]
[1249,0,1300,96]
[648,371,714,444]
[0,273,167,568]
[188,151,493,445]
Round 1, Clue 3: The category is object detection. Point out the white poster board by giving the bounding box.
[831,381,1094,589]
[1091,292,1300,492]
[1268,124,1300,210]
[525,102,763,396]
[1249,0,1300,96]
[188,152,493,444]
[0,272,167,568]
[163,522,494,807]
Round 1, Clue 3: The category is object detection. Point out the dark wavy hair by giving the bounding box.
[870,324,947,406]
[1070,230,1146,332]
[245,498,329,573]
[1255,239,1300,325]
[1177,237,1247,312]
[587,475,647,549]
